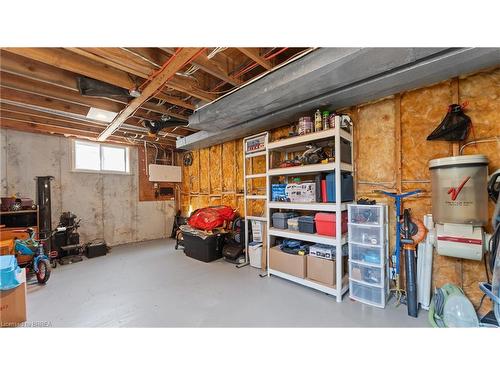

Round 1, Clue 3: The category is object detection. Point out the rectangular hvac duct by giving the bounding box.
[178,47,500,150]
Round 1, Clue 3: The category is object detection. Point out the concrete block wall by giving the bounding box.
[0,128,174,246]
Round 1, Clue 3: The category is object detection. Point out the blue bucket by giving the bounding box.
[0,255,22,291]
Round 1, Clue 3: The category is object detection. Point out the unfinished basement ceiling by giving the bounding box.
[178,47,500,150]
[0,47,308,147]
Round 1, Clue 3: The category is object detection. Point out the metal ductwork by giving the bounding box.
[177,47,500,150]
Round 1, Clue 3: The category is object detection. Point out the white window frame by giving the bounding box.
[71,139,131,175]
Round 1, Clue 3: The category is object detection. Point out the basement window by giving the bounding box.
[72,140,130,174]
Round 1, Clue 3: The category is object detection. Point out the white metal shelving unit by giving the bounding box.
[347,204,389,308]
[241,132,269,268]
[265,118,354,302]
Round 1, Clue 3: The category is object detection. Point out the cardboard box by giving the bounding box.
[269,246,306,278]
[0,268,27,328]
[306,255,336,286]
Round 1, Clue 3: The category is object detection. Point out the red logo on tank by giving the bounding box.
[447,176,470,201]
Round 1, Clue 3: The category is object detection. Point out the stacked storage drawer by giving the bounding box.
[347,204,389,308]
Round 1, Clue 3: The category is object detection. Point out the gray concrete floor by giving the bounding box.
[26,238,429,327]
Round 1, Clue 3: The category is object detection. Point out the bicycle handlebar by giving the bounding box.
[373,189,422,198]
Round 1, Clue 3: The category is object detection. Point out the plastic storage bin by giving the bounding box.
[349,280,384,306]
[309,243,348,260]
[271,184,287,201]
[325,172,354,202]
[349,205,382,225]
[248,242,262,268]
[348,224,383,246]
[183,232,224,263]
[309,243,335,260]
[272,212,297,229]
[315,212,348,236]
[0,255,22,290]
[298,216,316,233]
[350,243,382,265]
[349,261,383,286]
[287,217,299,231]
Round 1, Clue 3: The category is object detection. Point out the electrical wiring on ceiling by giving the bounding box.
[207,47,227,59]
[175,47,228,78]
[121,47,162,69]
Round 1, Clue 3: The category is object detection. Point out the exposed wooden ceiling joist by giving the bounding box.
[4,48,135,88]
[0,92,193,144]
[154,92,195,111]
[1,100,193,142]
[0,83,159,128]
[67,47,215,103]
[0,50,77,89]
[160,47,242,87]
[1,47,310,146]
[0,52,190,122]
[79,48,155,74]
[0,107,178,147]
[1,86,91,117]
[65,47,149,78]
[164,76,216,102]
[2,48,198,112]
[0,103,182,140]
[0,117,141,145]
[236,48,273,70]
[98,48,203,141]
[0,71,124,113]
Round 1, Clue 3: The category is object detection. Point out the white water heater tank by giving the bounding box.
[429,155,489,226]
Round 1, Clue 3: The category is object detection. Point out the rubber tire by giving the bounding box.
[36,259,51,284]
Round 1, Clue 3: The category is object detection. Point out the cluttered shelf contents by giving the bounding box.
[265,111,354,301]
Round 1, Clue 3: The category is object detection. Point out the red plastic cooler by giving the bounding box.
[315,212,348,236]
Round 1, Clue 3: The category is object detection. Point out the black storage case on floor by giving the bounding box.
[85,241,107,258]
[183,232,224,262]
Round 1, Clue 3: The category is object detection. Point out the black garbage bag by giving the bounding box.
[427,104,471,141]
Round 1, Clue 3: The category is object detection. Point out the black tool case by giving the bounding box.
[85,241,108,258]
[298,216,316,234]
[183,232,224,262]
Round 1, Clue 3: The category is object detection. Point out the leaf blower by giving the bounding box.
[401,208,427,317]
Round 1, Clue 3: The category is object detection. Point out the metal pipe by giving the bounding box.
[459,136,500,154]
[144,141,148,176]
[36,176,54,254]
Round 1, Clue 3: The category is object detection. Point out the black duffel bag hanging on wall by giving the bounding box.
[427,103,471,142]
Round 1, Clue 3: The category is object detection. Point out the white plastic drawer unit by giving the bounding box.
[349,243,383,265]
[349,261,383,287]
[349,280,385,307]
[348,224,384,246]
[349,205,383,225]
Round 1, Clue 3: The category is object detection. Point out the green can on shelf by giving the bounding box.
[322,111,330,130]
